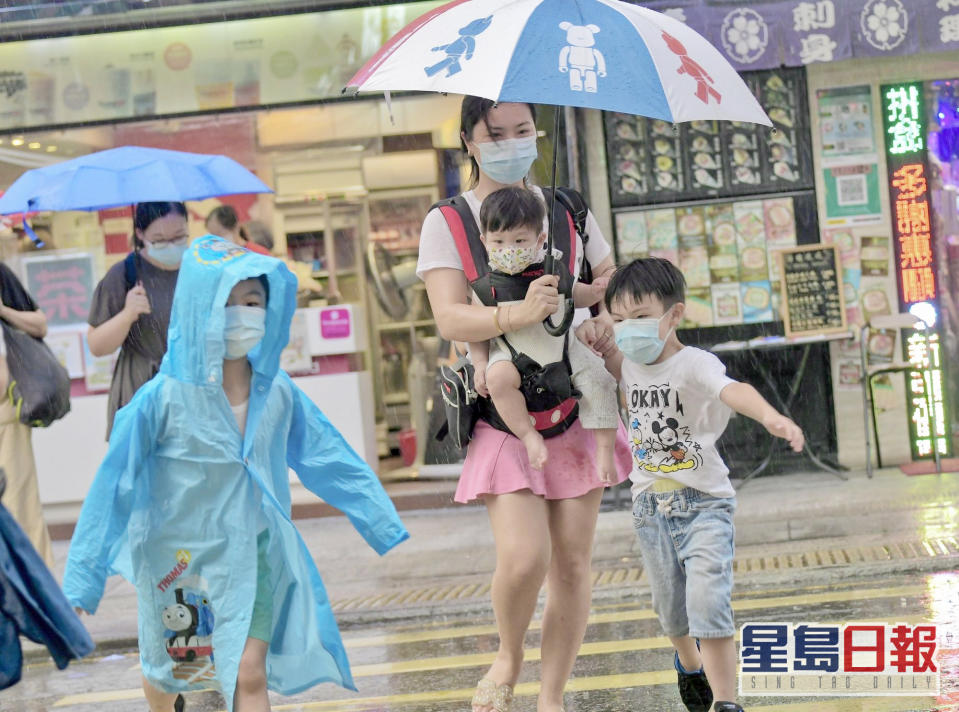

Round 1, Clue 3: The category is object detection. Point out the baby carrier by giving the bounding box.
[435,188,593,448]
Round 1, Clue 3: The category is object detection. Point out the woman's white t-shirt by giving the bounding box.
[620,347,737,499]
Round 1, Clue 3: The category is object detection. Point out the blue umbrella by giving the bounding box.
[0,146,272,216]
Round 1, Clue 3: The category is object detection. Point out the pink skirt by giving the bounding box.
[454,418,633,503]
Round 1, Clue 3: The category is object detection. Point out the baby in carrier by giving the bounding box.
[469,186,618,480]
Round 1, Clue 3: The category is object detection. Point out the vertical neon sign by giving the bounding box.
[881,82,951,460]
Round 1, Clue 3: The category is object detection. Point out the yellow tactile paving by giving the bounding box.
[329,536,958,612]
[342,583,927,649]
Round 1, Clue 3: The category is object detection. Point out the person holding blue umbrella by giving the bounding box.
[87,202,188,439]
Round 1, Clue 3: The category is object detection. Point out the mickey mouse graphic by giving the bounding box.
[651,417,688,465]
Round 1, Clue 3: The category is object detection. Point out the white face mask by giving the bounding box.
[223,306,266,360]
[475,136,539,184]
[145,240,188,267]
[487,245,538,275]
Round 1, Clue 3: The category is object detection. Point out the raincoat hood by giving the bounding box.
[161,236,297,385]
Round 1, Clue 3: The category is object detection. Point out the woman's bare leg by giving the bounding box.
[538,487,604,711]
[475,491,551,712]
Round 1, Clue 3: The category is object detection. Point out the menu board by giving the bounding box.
[614,196,799,328]
[605,67,812,207]
[776,244,847,338]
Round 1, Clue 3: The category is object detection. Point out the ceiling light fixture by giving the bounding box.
[28,142,41,149]
[11,137,24,146]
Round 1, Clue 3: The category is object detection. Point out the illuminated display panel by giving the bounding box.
[880,82,951,459]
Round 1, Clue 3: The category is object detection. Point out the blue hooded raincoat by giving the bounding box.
[63,237,409,709]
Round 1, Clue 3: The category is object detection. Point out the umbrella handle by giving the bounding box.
[545,298,575,336]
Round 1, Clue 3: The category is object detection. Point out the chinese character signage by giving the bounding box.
[21,252,95,328]
[884,84,925,155]
[739,622,940,696]
[881,81,952,461]
[783,0,853,65]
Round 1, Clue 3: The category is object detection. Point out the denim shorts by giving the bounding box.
[632,487,736,639]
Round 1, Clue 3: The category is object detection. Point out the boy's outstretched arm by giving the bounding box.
[286,381,409,556]
[719,381,805,452]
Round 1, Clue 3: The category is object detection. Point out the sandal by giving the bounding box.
[471,677,514,712]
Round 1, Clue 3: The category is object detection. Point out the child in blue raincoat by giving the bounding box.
[64,237,409,712]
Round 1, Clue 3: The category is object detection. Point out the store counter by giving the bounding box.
[34,304,375,506]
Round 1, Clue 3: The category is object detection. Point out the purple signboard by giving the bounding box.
[631,0,953,67]
[319,307,351,339]
[918,0,959,53]
[850,0,920,58]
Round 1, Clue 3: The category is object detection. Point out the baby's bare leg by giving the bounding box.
[487,360,547,469]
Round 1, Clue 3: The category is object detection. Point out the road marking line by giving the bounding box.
[349,613,933,677]
[343,584,928,648]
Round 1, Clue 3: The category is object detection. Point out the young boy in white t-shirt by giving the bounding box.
[577,257,804,712]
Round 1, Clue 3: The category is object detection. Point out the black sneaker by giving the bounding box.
[712,703,744,712]
[675,651,713,712]
[174,694,185,712]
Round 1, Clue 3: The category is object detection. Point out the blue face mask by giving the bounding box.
[223,306,266,360]
[614,312,674,365]
[145,241,187,267]
[476,136,538,185]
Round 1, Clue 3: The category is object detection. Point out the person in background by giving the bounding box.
[239,220,273,256]
[205,205,243,245]
[242,220,324,301]
[87,201,188,439]
[0,260,54,567]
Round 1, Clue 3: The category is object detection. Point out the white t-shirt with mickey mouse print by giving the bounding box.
[620,346,737,499]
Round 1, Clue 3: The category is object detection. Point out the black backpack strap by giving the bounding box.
[539,187,578,297]
[432,197,495,307]
[123,251,138,291]
[552,187,593,285]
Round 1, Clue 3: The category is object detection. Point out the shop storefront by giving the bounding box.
[0,1,466,502]
[806,57,958,469]
[595,65,843,475]
[578,0,959,473]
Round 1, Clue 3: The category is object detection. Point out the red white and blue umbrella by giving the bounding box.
[347,0,771,126]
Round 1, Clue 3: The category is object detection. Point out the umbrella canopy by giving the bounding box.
[0,146,272,216]
[347,0,770,126]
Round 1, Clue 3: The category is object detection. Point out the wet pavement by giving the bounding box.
[3,466,959,711]
[6,570,959,711]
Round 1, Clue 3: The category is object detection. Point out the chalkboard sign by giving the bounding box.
[776,244,847,337]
